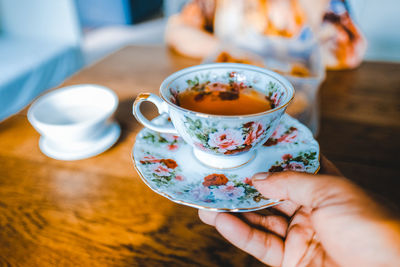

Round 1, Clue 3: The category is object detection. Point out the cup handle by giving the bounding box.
[133,93,178,134]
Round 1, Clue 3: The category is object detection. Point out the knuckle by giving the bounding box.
[243,228,256,252]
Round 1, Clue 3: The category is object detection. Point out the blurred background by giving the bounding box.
[0,0,399,124]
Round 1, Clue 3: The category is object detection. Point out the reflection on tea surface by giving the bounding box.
[178,81,273,116]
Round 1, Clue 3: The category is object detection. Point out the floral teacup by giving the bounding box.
[133,63,294,169]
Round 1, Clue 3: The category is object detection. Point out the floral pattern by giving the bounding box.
[133,114,319,211]
[169,88,180,105]
[244,121,266,145]
[163,69,290,158]
[264,124,299,147]
[187,174,264,203]
[142,131,182,151]
[139,154,184,187]
[208,129,244,153]
[139,154,266,205]
[184,116,271,155]
[268,151,318,173]
[265,81,285,108]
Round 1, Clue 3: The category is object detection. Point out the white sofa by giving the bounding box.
[0,0,84,121]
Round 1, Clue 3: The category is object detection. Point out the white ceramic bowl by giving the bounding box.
[28,84,118,144]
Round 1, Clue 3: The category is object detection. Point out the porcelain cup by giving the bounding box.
[133,63,294,169]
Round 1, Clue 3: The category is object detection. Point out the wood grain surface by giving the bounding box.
[0,46,399,266]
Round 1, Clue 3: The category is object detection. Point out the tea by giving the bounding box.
[177,81,273,115]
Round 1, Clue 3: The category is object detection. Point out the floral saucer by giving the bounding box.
[132,114,319,212]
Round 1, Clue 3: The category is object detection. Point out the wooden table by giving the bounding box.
[0,46,399,266]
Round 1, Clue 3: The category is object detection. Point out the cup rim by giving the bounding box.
[27,84,119,128]
[159,63,295,119]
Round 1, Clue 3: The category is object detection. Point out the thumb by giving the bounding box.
[252,171,360,209]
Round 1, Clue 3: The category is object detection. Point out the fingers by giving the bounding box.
[252,171,354,209]
[283,207,322,266]
[198,209,219,226]
[242,212,288,237]
[198,209,288,237]
[283,225,320,267]
[270,200,299,218]
[199,210,284,266]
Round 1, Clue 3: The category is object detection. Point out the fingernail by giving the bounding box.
[252,172,270,181]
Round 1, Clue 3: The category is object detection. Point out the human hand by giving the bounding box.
[198,157,400,266]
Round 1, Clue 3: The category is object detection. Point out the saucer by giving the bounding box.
[40,122,121,160]
[132,115,319,212]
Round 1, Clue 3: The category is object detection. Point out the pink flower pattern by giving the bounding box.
[150,163,173,177]
[194,142,208,151]
[208,129,244,153]
[141,155,160,163]
[184,114,272,155]
[244,122,265,145]
[278,131,298,143]
[211,182,245,200]
[264,125,298,147]
[191,185,211,202]
[285,162,305,171]
[160,133,179,142]
[268,152,317,173]
[175,175,185,181]
[270,92,279,105]
[143,132,181,151]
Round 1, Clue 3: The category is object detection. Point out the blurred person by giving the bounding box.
[198,157,400,266]
[165,0,366,70]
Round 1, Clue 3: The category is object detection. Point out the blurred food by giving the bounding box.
[290,63,311,77]
[165,0,366,70]
[214,0,306,38]
[180,0,216,31]
[212,51,311,77]
[214,51,265,67]
[272,63,311,77]
[165,14,219,59]
[319,3,367,70]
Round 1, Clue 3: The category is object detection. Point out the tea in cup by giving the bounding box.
[133,63,294,169]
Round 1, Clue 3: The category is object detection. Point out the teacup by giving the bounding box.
[133,63,294,169]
